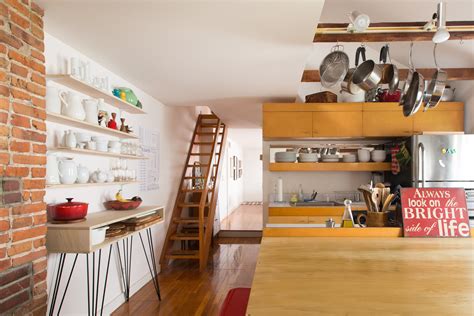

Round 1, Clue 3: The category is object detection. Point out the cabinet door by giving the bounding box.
[363,109,413,137]
[413,109,464,133]
[267,216,309,224]
[313,112,363,137]
[263,112,312,138]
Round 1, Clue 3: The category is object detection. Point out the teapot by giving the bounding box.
[83,99,98,125]
[91,169,107,183]
[58,157,77,184]
[60,91,86,120]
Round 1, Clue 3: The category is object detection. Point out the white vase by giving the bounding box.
[64,130,77,149]
[76,164,90,184]
[46,85,62,114]
[46,153,60,185]
[58,157,77,184]
[83,99,98,125]
[60,91,86,120]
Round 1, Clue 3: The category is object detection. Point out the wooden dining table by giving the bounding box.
[246,234,474,315]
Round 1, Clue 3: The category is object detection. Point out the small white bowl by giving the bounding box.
[91,226,109,245]
[371,150,387,162]
[357,149,371,162]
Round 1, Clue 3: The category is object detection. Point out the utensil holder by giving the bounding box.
[366,211,389,227]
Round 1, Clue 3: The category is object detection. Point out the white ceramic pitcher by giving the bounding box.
[46,153,60,185]
[83,99,98,125]
[46,85,62,114]
[58,157,77,184]
[60,91,86,120]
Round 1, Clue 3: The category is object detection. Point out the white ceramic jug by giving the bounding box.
[76,164,90,184]
[83,99,98,125]
[58,157,77,184]
[46,153,60,185]
[60,91,86,120]
[46,85,62,114]
[64,130,77,149]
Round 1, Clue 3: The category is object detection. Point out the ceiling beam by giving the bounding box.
[302,68,474,82]
[314,21,474,42]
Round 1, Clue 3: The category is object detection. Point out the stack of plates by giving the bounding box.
[342,154,357,163]
[275,151,297,163]
[298,153,318,163]
[321,154,340,162]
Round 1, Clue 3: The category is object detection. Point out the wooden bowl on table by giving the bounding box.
[104,200,142,211]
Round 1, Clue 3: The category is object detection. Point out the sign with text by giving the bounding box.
[401,188,470,238]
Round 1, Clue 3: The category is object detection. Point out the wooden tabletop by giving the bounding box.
[247,237,474,315]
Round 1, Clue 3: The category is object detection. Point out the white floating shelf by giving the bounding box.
[46,181,138,189]
[48,147,147,160]
[46,74,146,114]
[46,112,139,139]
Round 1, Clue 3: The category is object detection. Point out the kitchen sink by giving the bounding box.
[293,201,342,207]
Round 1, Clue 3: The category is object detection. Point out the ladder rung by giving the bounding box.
[170,233,199,240]
[167,250,199,260]
[173,217,208,224]
[187,164,210,167]
[183,176,216,180]
[193,142,213,145]
[178,203,209,208]
[200,114,218,119]
[190,153,212,156]
[200,123,219,127]
[196,132,224,135]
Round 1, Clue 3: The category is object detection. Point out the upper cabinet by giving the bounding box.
[263,102,464,139]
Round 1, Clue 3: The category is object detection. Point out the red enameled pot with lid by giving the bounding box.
[49,198,88,221]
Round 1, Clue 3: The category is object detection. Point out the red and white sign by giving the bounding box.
[401,188,471,238]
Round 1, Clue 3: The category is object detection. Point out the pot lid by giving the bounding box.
[56,198,88,207]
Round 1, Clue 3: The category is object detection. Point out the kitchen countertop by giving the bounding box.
[269,201,368,209]
[247,235,474,315]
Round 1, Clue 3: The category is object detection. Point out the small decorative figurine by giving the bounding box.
[120,118,127,132]
[107,112,118,130]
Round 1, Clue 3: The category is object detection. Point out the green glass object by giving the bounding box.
[114,87,138,106]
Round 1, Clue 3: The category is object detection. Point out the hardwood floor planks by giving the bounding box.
[220,205,263,231]
[112,241,260,316]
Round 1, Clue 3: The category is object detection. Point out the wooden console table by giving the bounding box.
[46,206,165,316]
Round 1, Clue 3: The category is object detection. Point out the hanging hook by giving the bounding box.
[433,43,439,70]
[409,42,414,70]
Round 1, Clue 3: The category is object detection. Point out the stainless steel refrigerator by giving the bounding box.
[386,134,474,226]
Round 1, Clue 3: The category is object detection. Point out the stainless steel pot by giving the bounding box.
[379,45,399,93]
[352,59,383,91]
[423,44,447,110]
[341,46,365,95]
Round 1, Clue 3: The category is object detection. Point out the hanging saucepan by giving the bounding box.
[423,44,447,111]
[351,50,383,91]
[379,44,399,93]
[401,43,425,117]
[399,43,415,107]
[341,45,365,95]
[319,44,350,88]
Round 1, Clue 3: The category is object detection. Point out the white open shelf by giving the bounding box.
[46,181,138,189]
[47,74,146,114]
[47,112,139,139]
[49,147,147,160]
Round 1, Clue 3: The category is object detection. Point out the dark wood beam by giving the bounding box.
[302,68,474,82]
[314,21,474,42]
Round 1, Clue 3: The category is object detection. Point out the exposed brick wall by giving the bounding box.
[0,0,47,314]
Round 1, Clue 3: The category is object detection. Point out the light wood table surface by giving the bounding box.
[247,237,474,315]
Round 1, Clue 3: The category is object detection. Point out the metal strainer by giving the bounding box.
[319,45,350,88]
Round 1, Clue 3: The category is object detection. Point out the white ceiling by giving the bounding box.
[38,0,325,128]
[38,0,473,128]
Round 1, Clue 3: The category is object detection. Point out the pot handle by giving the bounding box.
[379,45,387,63]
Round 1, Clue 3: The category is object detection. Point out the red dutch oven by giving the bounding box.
[49,198,88,221]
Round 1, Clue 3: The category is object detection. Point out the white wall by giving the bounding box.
[225,136,244,213]
[44,33,199,314]
[451,81,474,134]
[242,147,262,201]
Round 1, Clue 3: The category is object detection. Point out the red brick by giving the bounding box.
[0,233,9,243]
[22,190,30,201]
[0,57,8,68]
[0,208,9,217]
[10,140,30,152]
[12,248,46,267]
[11,127,46,143]
[30,191,45,202]
[2,179,20,191]
[5,166,29,177]
[0,125,9,136]
[5,0,30,17]
[8,50,28,66]
[31,24,43,40]
[0,152,10,164]
[12,225,46,242]
[0,85,9,97]
[32,279,46,295]
[0,220,9,232]
[0,289,29,313]
[0,30,23,50]
[0,247,4,258]
[11,88,30,101]
[26,82,45,97]
[10,63,28,78]
[28,59,45,74]
[21,178,45,189]
[0,265,30,286]
[12,102,45,119]
[0,276,30,301]
[12,154,45,165]
[10,77,28,91]
[0,111,7,123]
[30,49,44,63]
[31,143,45,154]
[32,238,45,249]
[10,24,44,52]
[32,258,46,273]
[7,241,31,256]
[0,258,12,272]
[12,216,32,229]
[33,269,46,284]
[31,96,44,108]
[0,98,8,110]
[0,3,8,17]
[12,202,45,215]
[31,167,44,178]
[3,192,22,204]
[0,70,7,82]
[31,2,44,17]
[30,72,45,86]
[9,10,30,29]
[32,213,45,225]
[0,137,7,150]
[30,11,43,28]
[31,119,45,132]
[10,114,30,128]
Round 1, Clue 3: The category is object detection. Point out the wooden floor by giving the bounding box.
[112,240,260,316]
[220,205,263,231]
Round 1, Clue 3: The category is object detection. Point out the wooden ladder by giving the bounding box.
[160,113,227,271]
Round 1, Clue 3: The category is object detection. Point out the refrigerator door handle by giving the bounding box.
[418,142,425,188]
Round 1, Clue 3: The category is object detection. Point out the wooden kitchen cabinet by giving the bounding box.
[312,111,363,137]
[362,103,414,137]
[263,112,312,138]
[308,216,342,224]
[268,216,309,224]
[413,102,464,133]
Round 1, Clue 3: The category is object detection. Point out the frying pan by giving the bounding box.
[401,43,425,117]
[379,45,399,93]
[399,43,415,106]
[341,46,365,95]
[423,44,447,111]
[319,45,350,88]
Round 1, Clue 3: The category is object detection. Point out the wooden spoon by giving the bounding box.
[372,190,381,212]
[382,194,394,212]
